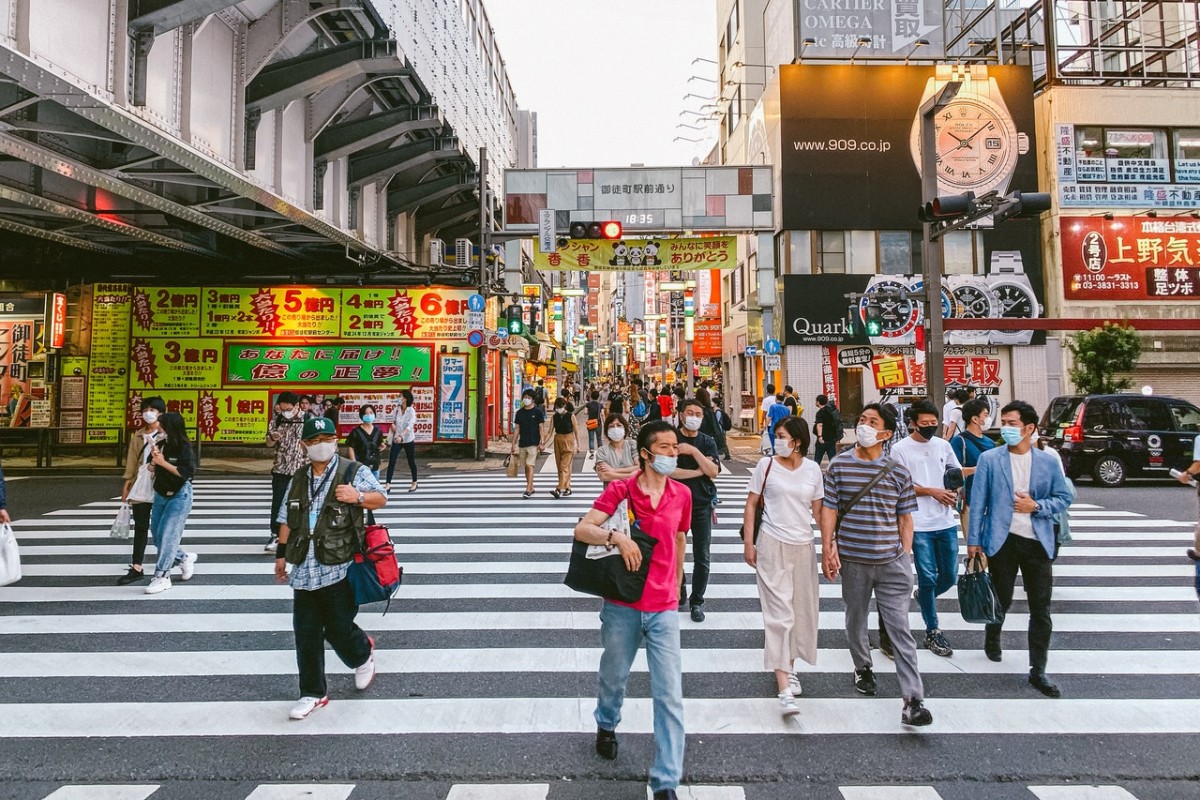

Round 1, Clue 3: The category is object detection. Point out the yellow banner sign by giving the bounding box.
[129,337,223,390]
[201,287,341,338]
[533,236,738,271]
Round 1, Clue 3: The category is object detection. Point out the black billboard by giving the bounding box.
[782,221,1045,347]
[779,65,1039,231]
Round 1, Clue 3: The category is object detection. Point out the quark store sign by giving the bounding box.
[796,0,945,60]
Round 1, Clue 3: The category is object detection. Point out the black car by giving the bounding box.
[1039,393,1200,487]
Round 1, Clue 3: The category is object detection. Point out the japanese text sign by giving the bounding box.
[1061,217,1200,301]
[533,237,737,272]
[224,343,433,385]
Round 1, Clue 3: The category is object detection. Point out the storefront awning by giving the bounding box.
[561,361,579,373]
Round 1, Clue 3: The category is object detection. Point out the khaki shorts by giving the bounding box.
[516,444,539,469]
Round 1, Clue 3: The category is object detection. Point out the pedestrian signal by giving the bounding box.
[506,305,524,335]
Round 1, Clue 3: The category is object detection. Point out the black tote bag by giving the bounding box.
[957,554,1003,625]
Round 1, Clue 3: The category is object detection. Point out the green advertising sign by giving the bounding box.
[224,342,433,386]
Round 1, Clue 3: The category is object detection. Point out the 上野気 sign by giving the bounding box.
[1060,217,1200,300]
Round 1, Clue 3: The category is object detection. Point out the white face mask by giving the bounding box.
[141,410,159,424]
[776,440,795,458]
[855,423,881,448]
[979,416,991,430]
[281,409,296,419]
[683,415,703,431]
[522,398,533,407]
[305,441,338,463]
[607,427,625,441]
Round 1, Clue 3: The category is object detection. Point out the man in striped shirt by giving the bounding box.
[820,402,933,727]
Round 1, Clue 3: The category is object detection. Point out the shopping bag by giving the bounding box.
[0,523,20,586]
[110,503,132,539]
[128,465,155,504]
[759,429,772,454]
[505,452,518,478]
[957,554,1003,625]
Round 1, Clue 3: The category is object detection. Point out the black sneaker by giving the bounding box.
[115,566,145,586]
[690,605,705,623]
[878,627,895,660]
[1187,548,1199,562]
[924,629,953,658]
[522,490,534,499]
[653,791,679,800]
[595,727,618,760]
[853,666,877,696]
[902,698,933,726]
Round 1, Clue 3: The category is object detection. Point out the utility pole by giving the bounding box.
[475,147,488,460]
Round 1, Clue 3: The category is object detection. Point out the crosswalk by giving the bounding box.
[1,469,1198,795]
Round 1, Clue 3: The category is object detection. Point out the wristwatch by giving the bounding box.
[945,275,999,345]
[861,276,920,345]
[909,65,1030,199]
[986,251,1042,345]
[357,491,366,506]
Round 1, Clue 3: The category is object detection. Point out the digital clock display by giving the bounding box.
[618,210,666,228]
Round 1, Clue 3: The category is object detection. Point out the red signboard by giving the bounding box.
[49,293,67,349]
[1061,217,1200,301]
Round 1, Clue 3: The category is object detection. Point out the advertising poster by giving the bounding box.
[86,283,131,444]
[0,319,34,427]
[856,345,1010,401]
[127,390,199,433]
[534,237,737,272]
[1060,217,1200,300]
[339,287,479,340]
[693,269,723,357]
[779,65,1038,231]
[438,354,468,439]
[131,287,203,337]
[201,287,340,338]
[412,385,435,444]
[224,343,433,385]
[129,337,223,390]
[1056,123,1200,209]
[198,390,270,442]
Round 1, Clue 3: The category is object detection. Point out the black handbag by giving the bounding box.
[739,457,774,544]
[564,522,658,603]
[957,553,1003,624]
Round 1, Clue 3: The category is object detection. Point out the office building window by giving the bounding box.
[815,231,846,273]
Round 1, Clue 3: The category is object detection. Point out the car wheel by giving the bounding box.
[1092,455,1127,487]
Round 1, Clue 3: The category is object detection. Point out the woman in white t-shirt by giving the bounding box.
[385,389,419,493]
[741,415,824,718]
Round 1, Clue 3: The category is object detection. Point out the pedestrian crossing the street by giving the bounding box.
[1,470,1197,794]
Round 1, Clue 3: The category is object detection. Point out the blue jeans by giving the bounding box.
[587,425,600,450]
[911,526,960,632]
[150,482,193,578]
[594,601,684,793]
[813,439,838,465]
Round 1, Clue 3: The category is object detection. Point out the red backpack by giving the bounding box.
[347,523,403,613]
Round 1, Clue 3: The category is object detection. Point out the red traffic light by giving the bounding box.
[600,221,622,239]
[569,220,624,239]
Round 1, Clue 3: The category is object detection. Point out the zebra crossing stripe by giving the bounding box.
[1028,787,1140,800]
[40,787,160,800]
[243,787,355,800]
[840,787,943,800]
[445,785,549,800]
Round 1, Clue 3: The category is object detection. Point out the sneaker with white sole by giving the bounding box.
[144,575,172,595]
[787,672,803,697]
[777,690,800,718]
[288,696,329,720]
[263,536,278,553]
[355,637,376,690]
[179,552,198,581]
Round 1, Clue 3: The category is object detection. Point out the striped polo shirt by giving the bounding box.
[823,451,918,564]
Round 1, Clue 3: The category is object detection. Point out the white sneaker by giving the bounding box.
[778,690,800,717]
[355,638,376,690]
[288,696,329,720]
[144,576,172,594]
[787,672,803,697]
[179,552,198,581]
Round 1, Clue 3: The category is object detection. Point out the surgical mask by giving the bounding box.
[1000,425,1026,446]
[979,416,991,430]
[141,410,159,424]
[607,427,625,441]
[361,414,375,423]
[556,407,567,414]
[917,424,939,440]
[855,424,881,448]
[649,454,677,475]
[776,440,795,458]
[281,409,296,419]
[305,441,338,462]
[522,398,533,407]
[683,416,703,431]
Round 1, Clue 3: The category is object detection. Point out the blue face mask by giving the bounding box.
[362,414,376,424]
[1000,425,1026,446]
[650,454,677,475]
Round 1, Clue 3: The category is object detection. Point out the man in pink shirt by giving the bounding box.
[574,419,692,800]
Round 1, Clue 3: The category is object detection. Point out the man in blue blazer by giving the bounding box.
[967,400,1073,698]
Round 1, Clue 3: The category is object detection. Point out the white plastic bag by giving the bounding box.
[759,429,772,454]
[110,503,132,539]
[0,523,20,586]
[128,465,155,504]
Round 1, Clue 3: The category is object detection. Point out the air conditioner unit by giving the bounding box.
[430,239,445,267]
[455,238,472,268]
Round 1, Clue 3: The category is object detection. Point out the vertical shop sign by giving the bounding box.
[411,385,435,443]
[87,284,131,443]
[438,354,468,439]
[821,346,839,403]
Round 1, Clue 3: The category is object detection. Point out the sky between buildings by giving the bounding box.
[485,0,719,169]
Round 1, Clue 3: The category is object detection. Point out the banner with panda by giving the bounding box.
[532,236,737,272]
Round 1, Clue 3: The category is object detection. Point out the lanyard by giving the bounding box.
[309,456,338,508]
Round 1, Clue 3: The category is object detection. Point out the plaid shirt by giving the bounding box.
[268,416,306,475]
[276,455,385,591]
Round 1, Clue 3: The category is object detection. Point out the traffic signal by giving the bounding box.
[863,302,884,337]
[568,220,623,239]
[994,191,1052,222]
[505,305,524,335]
[919,192,978,222]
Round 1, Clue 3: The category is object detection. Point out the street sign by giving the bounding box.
[467,330,484,348]
[496,326,509,339]
[765,353,782,372]
[745,345,758,356]
[764,338,781,355]
[538,209,555,254]
[467,293,485,312]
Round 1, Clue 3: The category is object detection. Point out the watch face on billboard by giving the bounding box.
[779,65,1038,231]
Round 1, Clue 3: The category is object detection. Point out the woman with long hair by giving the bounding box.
[143,412,197,595]
[742,415,823,717]
[386,390,418,493]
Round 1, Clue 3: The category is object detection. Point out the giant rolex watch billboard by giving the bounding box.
[780,65,1039,231]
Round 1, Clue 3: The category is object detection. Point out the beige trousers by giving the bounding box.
[754,533,820,672]
[554,432,576,490]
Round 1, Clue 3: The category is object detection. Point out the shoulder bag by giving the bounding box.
[739,457,775,544]
[834,459,900,537]
[127,434,157,504]
[564,479,658,603]
[958,553,1003,624]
